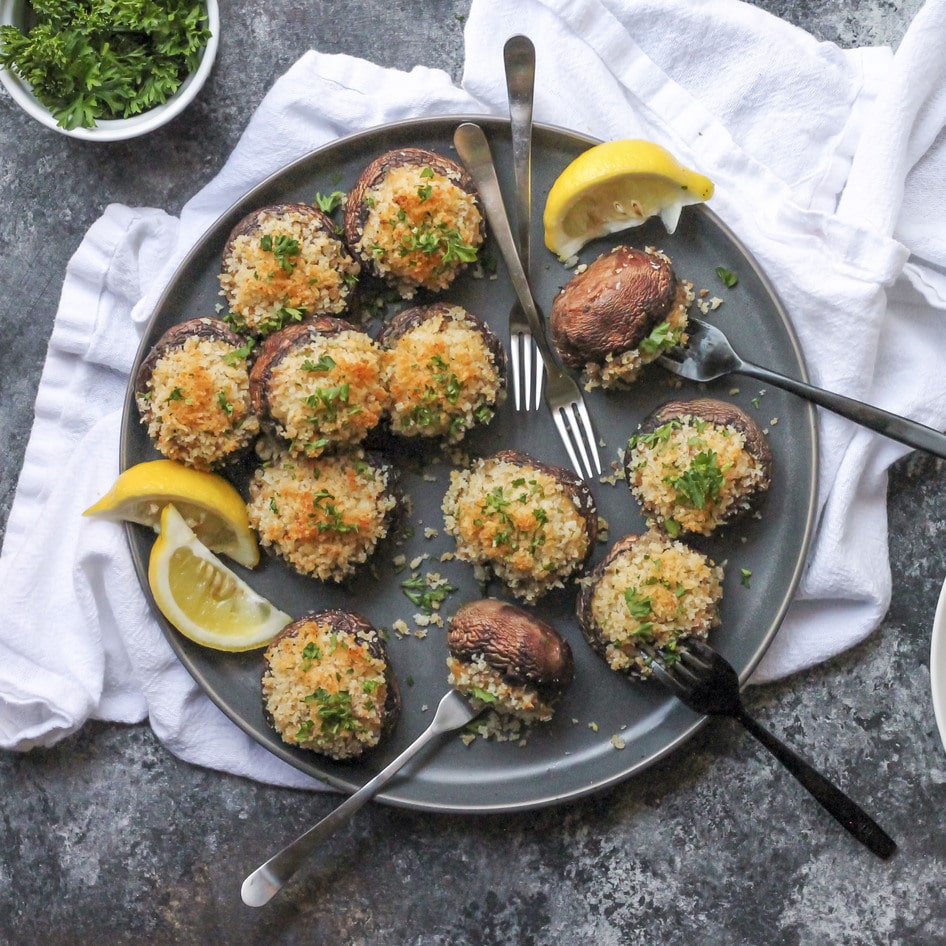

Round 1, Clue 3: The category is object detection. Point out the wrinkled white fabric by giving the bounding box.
[2,0,944,782]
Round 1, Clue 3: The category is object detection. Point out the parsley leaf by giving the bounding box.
[0,0,211,130]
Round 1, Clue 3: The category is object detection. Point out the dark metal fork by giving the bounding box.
[659,316,946,458]
[642,637,897,860]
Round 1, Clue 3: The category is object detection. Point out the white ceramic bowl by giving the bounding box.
[0,0,219,141]
[930,574,946,754]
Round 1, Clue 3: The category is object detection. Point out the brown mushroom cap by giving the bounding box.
[135,316,248,399]
[448,598,575,699]
[262,609,402,748]
[550,246,682,368]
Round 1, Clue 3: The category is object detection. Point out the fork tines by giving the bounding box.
[550,396,601,479]
[509,329,544,411]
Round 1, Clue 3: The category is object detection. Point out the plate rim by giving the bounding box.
[121,114,819,812]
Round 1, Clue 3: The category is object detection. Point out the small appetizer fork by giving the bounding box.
[504,34,543,411]
[659,316,946,458]
[454,121,602,479]
[641,638,897,860]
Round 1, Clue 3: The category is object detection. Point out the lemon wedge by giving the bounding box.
[84,459,259,568]
[148,504,291,651]
[543,139,715,259]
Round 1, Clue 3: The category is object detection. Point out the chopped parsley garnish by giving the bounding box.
[305,383,350,422]
[166,387,184,403]
[223,339,255,365]
[638,321,676,355]
[314,191,346,213]
[470,687,498,704]
[671,450,724,509]
[216,391,234,416]
[740,568,752,588]
[301,354,336,373]
[715,266,739,288]
[309,489,357,533]
[300,641,322,670]
[0,0,211,130]
[303,688,358,736]
[400,573,456,614]
[260,233,301,274]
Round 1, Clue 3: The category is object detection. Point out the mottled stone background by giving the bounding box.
[1,2,943,944]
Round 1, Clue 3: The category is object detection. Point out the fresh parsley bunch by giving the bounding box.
[0,0,211,130]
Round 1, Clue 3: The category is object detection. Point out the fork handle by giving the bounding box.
[735,708,897,859]
[454,123,557,367]
[735,360,946,459]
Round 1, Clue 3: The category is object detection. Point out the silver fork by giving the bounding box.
[641,638,897,860]
[660,316,946,458]
[454,121,602,479]
[504,34,543,411]
[241,690,479,907]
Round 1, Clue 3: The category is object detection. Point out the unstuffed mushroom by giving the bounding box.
[624,397,772,537]
[550,245,692,389]
[447,598,574,738]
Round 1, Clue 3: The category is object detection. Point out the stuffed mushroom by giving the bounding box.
[550,245,692,389]
[624,397,772,537]
[577,531,724,677]
[442,449,598,604]
[262,609,401,761]
[344,148,485,298]
[377,302,505,442]
[246,447,398,583]
[135,317,259,470]
[219,202,360,337]
[249,317,388,458]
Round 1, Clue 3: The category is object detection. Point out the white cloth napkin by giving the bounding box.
[3,0,946,783]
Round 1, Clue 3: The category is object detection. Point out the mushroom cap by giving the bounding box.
[550,246,680,368]
[448,598,575,698]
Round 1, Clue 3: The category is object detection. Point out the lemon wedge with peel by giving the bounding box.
[148,504,291,651]
[543,139,715,259]
[84,460,259,568]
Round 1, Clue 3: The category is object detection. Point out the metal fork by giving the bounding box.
[641,638,897,859]
[504,34,543,411]
[241,690,479,907]
[660,316,946,458]
[454,121,602,479]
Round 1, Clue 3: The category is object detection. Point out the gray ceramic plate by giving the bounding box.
[122,116,818,812]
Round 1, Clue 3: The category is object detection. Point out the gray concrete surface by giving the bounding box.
[1,2,943,943]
